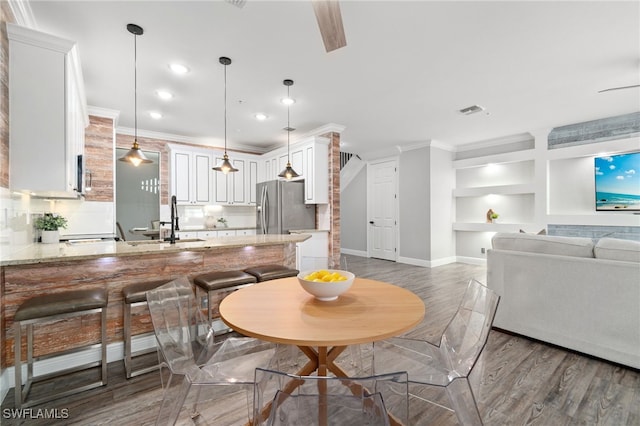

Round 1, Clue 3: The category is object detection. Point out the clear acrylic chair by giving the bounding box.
[253,368,409,426]
[372,279,500,425]
[146,277,277,425]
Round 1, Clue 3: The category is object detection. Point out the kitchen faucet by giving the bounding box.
[163,195,180,244]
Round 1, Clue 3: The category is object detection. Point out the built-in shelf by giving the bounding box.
[453,222,535,232]
[453,148,536,169]
[453,183,536,197]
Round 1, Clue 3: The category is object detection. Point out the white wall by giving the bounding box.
[428,146,455,263]
[340,166,367,252]
[399,146,430,261]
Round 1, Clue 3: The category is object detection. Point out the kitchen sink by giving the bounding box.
[127,238,205,246]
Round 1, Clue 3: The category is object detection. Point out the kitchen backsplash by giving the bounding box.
[0,185,257,249]
[161,204,257,230]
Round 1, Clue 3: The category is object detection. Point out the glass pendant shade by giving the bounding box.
[212,154,238,174]
[119,23,152,166]
[278,79,299,180]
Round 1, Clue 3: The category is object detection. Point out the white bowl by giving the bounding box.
[297,270,355,301]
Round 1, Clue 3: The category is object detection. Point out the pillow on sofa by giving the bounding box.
[491,233,594,258]
[594,238,640,263]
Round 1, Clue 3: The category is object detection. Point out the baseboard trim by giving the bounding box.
[340,248,368,257]
[397,256,457,268]
[0,335,157,403]
[456,256,487,266]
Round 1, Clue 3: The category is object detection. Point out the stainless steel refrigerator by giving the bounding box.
[257,180,316,234]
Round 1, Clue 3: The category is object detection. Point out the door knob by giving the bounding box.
[369,221,374,224]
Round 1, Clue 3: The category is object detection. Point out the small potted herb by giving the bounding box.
[35,214,68,244]
[217,217,228,228]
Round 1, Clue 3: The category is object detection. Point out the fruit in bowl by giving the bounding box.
[297,269,355,301]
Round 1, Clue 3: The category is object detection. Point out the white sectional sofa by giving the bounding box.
[487,232,640,369]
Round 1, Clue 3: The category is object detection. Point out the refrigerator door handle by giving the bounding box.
[263,185,269,233]
[259,185,267,234]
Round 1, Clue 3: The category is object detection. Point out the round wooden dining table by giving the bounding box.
[219,276,425,377]
[220,276,424,426]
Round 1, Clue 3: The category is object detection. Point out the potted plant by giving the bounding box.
[490,212,499,223]
[217,217,228,228]
[35,214,68,244]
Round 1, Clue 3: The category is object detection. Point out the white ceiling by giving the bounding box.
[26,0,640,156]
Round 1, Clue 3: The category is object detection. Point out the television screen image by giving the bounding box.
[594,151,640,211]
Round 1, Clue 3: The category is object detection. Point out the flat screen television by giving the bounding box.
[594,151,640,211]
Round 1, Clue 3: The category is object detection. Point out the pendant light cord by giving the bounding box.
[224,61,227,155]
[287,85,291,160]
[134,30,138,143]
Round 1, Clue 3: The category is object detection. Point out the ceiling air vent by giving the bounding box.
[459,105,485,115]
[225,0,247,8]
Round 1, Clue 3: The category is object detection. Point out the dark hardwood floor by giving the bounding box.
[2,256,638,425]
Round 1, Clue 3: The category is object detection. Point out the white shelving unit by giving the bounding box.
[453,133,640,262]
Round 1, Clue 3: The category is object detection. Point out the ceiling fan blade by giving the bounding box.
[312,0,347,52]
[598,84,640,93]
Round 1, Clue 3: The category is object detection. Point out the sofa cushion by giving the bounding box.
[594,238,640,263]
[491,233,594,258]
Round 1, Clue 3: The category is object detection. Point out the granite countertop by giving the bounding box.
[1,233,309,267]
[176,226,257,232]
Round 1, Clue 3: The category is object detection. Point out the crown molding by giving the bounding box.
[303,123,346,138]
[7,0,36,28]
[88,106,120,124]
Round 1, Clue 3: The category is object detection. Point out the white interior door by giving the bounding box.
[368,159,397,261]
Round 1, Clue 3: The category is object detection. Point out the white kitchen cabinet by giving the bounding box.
[302,139,329,204]
[248,160,258,204]
[170,146,212,205]
[8,23,88,198]
[236,228,256,236]
[295,231,329,270]
[217,229,236,237]
[197,230,217,238]
[175,231,198,240]
[213,153,260,205]
[257,137,329,204]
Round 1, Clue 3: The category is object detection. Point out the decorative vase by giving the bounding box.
[204,216,216,230]
[41,230,60,244]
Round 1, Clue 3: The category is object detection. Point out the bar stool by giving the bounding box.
[193,271,257,334]
[14,288,108,408]
[244,265,300,367]
[122,279,171,379]
[243,264,299,282]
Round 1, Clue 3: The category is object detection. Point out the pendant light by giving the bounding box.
[213,56,238,174]
[278,79,299,180]
[119,24,152,166]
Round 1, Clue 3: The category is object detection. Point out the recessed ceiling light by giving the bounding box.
[255,113,268,120]
[156,90,173,100]
[281,97,295,105]
[149,111,162,119]
[169,63,189,74]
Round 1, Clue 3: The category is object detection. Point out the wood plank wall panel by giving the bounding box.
[0,4,16,189]
[1,243,296,368]
[84,115,115,202]
[323,132,341,268]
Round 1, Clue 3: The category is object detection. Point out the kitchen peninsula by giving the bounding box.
[0,233,309,370]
